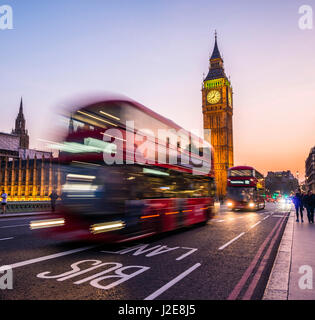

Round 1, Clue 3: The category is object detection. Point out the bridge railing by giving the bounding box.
[4,201,60,213]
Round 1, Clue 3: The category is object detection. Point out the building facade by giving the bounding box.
[0,156,61,201]
[202,33,234,199]
[306,146,315,193]
[265,171,299,195]
[0,99,61,201]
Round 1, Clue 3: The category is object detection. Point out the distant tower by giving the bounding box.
[68,114,74,134]
[12,97,30,149]
[202,32,234,199]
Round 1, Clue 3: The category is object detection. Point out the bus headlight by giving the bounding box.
[249,202,255,208]
[90,221,125,234]
[227,202,233,207]
[30,218,65,230]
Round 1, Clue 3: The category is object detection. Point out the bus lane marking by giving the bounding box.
[176,248,198,261]
[144,263,201,300]
[37,259,150,291]
[8,245,96,269]
[101,244,198,261]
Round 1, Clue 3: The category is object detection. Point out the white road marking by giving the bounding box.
[249,221,261,229]
[116,232,156,243]
[218,233,245,251]
[8,246,95,269]
[144,263,201,300]
[0,237,14,241]
[263,215,270,220]
[0,224,29,229]
[176,248,198,261]
[101,246,130,254]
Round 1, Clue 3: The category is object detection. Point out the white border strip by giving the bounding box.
[8,246,95,269]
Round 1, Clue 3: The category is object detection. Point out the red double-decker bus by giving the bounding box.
[31,95,216,242]
[226,166,265,211]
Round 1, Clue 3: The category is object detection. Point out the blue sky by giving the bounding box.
[0,0,314,177]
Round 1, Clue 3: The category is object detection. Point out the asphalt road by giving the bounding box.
[0,203,291,300]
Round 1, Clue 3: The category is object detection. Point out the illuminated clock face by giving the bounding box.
[207,90,221,104]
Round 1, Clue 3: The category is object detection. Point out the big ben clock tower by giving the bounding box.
[202,33,234,199]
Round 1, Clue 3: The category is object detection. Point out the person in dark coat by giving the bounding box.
[293,189,304,222]
[304,190,315,224]
[49,189,59,213]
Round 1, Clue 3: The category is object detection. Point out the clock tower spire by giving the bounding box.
[12,97,30,149]
[202,32,234,200]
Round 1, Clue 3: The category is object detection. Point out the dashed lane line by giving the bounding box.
[211,211,274,224]
[249,221,261,229]
[0,224,29,229]
[218,215,272,250]
[0,237,14,241]
[218,233,246,251]
[144,263,201,300]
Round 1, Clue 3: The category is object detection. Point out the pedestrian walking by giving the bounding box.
[304,190,315,224]
[1,190,8,214]
[293,189,304,222]
[49,189,59,213]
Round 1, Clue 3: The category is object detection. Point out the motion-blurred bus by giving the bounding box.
[226,166,265,211]
[31,95,216,242]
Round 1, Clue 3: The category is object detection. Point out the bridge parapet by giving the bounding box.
[4,201,59,213]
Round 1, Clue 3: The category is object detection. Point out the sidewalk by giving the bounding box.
[0,211,51,219]
[264,209,315,300]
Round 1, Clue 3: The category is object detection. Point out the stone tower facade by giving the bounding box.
[202,33,234,199]
[12,98,30,149]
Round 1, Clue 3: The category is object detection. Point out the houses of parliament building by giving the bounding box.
[0,99,61,201]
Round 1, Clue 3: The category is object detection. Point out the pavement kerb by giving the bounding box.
[262,210,294,300]
[0,211,51,219]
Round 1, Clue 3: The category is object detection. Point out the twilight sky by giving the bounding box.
[0,0,314,179]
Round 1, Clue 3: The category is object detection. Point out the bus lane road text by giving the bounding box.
[101,243,198,261]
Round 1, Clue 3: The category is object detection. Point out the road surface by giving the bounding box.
[0,203,290,300]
